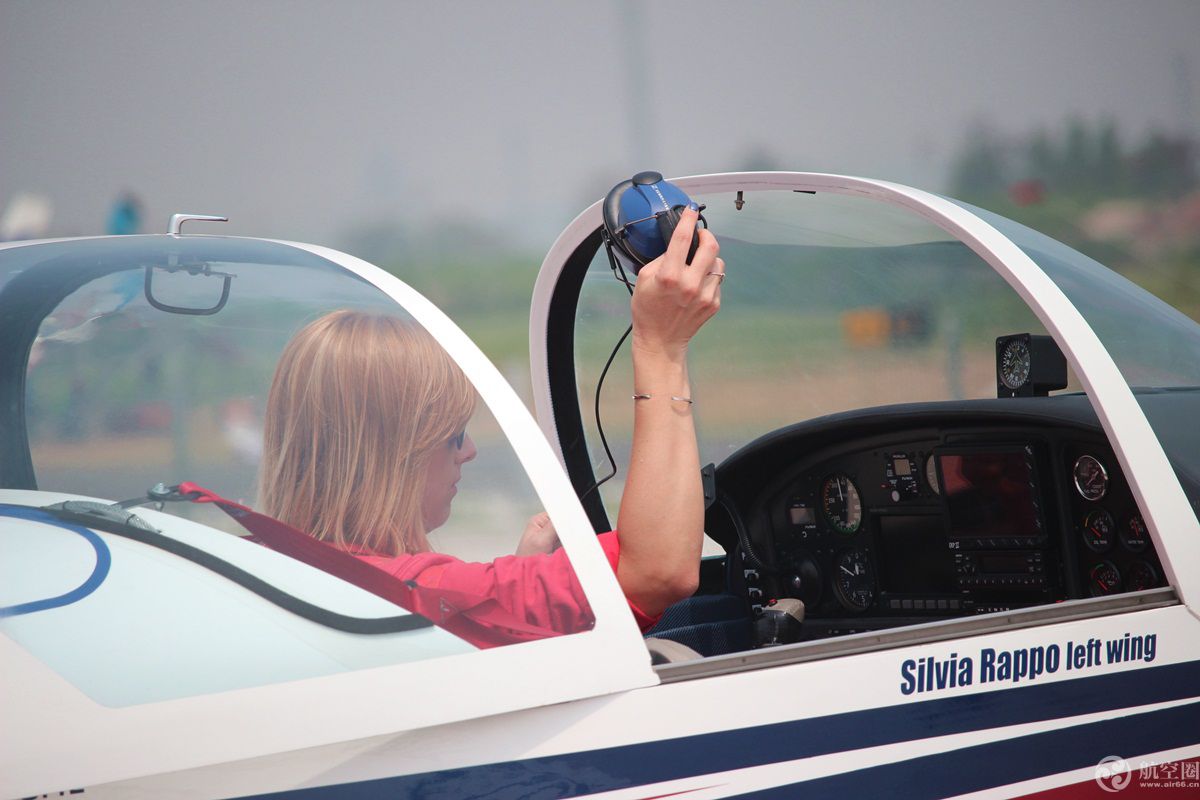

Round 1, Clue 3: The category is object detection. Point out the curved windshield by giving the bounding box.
[15,239,554,560]
[2,236,591,706]
[574,190,1072,522]
[949,201,1200,504]
[952,201,1200,388]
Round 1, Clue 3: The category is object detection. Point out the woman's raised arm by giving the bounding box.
[615,204,725,617]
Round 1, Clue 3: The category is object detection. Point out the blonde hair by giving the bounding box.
[258,310,476,555]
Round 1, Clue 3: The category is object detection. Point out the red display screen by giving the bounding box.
[938,451,1042,538]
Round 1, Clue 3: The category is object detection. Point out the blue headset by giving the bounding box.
[601,171,706,274]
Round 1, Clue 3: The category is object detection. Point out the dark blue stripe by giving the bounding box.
[0,504,111,617]
[241,659,1200,799]
[747,699,1200,800]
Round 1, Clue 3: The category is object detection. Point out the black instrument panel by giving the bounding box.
[713,411,1168,640]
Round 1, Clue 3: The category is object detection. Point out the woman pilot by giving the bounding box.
[257,206,723,647]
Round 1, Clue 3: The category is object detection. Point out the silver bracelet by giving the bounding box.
[632,393,694,405]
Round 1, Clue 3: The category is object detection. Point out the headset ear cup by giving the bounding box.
[602,179,635,246]
[602,178,653,272]
[620,236,653,269]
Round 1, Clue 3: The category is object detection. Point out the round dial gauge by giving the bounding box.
[1088,561,1122,596]
[832,549,874,612]
[925,454,940,495]
[1121,515,1149,552]
[821,475,863,535]
[1073,455,1108,501]
[999,338,1032,390]
[1081,509,1115,553]
[1125,561,1158,592]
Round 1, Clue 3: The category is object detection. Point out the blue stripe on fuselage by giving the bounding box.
[753,698,1200,800]
[0,505,111,617]
[241,659,1200,799]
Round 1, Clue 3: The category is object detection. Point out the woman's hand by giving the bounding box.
[516,512,560,556]
[629,204,723,359]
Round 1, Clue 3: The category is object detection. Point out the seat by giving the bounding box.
[643,593,755,657]
[644,637,704,665]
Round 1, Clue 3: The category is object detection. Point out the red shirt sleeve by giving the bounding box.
[358,530,661,648]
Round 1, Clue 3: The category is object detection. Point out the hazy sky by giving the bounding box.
[2,0,1198,250]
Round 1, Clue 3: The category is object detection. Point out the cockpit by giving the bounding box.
[530,174,1199,657]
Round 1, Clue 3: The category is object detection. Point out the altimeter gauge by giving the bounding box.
[833,549,874,611]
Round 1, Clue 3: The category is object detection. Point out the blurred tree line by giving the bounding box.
[340,215,545,390]
[948,118,1200,317]
[952,118,1197,203]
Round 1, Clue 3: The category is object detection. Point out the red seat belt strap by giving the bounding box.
[174,483,564,645]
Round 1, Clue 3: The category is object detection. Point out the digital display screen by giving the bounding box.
[979,554,1031,574]
[875,515,957,593]
[789,505,815,526]
[894,456,912,476]
[938,451,1041,538]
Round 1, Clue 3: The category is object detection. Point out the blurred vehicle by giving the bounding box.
[2,175,1199,799]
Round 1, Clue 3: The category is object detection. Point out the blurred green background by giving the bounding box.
[367,121,1200,401]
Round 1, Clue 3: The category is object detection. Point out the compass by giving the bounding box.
[996,333,1068,398]
[999,337,1031,391]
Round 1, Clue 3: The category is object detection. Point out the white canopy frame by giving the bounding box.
[529,172,1200,613]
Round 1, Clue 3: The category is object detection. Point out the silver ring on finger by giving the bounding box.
[706,270,726,284]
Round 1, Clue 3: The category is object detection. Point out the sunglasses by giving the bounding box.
[449,430,466,450]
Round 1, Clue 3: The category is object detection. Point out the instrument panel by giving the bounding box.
[728,424,1167,639]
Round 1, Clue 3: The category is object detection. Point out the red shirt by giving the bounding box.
[357,531,660,649]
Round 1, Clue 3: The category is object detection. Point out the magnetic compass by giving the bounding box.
[998,337,1031,391]
[995,333,1068,398]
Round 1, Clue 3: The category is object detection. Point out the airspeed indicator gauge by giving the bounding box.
[821,475,862,535]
